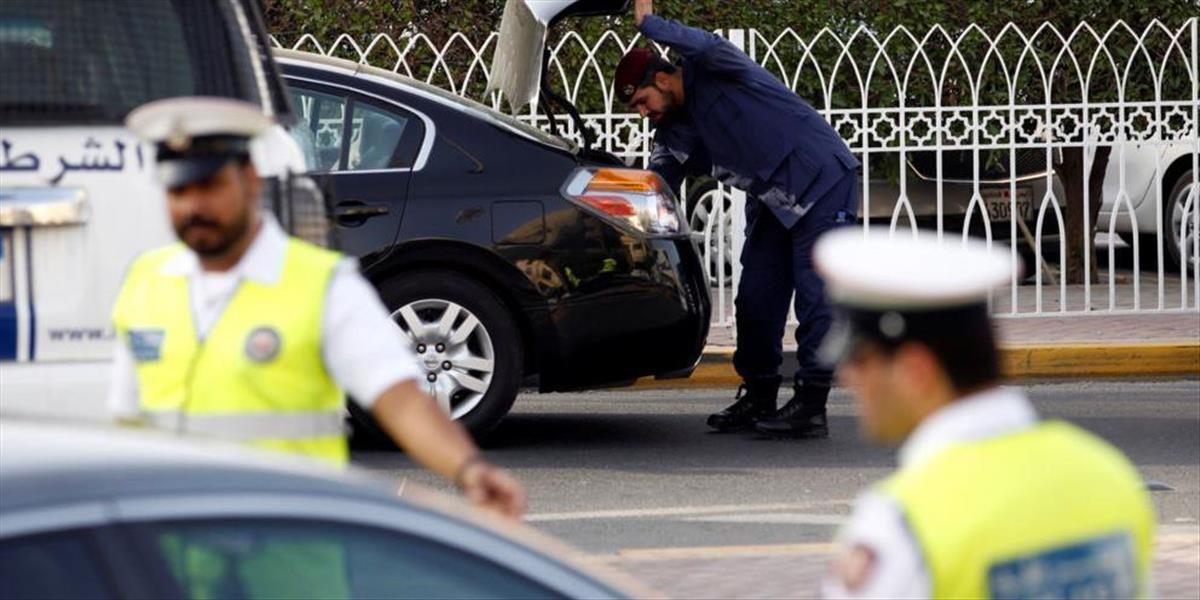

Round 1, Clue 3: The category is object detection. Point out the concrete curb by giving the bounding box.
[632,341,1200,388]
[999,341,1200,378]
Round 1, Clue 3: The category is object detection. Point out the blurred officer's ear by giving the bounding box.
[236,157,263,202]
[891,342,954,408]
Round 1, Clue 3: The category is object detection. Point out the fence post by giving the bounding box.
[725,29,747,325]
[1192,17,1199,308]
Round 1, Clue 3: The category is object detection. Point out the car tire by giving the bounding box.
[1164,169,1198,273]
[352,270,523,444]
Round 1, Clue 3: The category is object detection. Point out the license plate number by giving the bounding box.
[983,187,1034,222]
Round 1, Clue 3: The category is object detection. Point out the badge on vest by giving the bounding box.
[128,329,165,362]
[244,326,282,363]
[987,532,1136,599]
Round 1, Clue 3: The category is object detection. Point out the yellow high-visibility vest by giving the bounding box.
[113,239,348,465]
[880,420,1155,599]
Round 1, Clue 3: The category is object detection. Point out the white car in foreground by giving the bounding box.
[0,418,645,599]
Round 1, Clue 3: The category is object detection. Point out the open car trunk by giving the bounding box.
[488,0,630,164]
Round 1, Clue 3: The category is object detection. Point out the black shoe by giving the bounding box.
[707,377,780,432]
[755,385,831,439]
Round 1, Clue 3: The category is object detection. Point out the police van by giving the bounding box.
[0,0,320,418]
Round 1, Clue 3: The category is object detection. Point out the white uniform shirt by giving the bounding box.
[107,214,421,417]
[822,386,1039,599]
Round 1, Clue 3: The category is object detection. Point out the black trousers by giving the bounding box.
[732,172,859,388]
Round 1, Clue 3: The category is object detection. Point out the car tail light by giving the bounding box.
[564,168,685,235]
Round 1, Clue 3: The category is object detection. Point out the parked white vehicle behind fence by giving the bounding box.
[1101,141,1197,274]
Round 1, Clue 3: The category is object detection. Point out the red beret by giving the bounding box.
[614,47,655,104]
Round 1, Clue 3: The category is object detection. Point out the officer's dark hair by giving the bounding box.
[871,304,1001,393]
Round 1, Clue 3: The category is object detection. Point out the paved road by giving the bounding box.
[355,379,1200,597]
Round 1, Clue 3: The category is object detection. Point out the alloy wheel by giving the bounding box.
[1169,181,1198,272]
[688,187,734,286]
[391,298,496,419]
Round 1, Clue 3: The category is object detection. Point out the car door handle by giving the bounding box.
[334,203,389,218]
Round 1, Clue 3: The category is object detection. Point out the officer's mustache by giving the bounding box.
[177,216,224,236]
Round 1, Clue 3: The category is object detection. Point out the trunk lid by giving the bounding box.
[488,0,630,114]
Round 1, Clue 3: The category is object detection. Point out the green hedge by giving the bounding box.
[266,1,1196,109]
[266,1,1196,52]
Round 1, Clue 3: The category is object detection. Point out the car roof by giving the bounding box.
[273,48,576,154]
[0,418,651,597]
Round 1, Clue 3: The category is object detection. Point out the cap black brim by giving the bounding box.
[156,157,234,189]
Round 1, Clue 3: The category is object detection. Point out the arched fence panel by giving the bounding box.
[272,18,1199,328]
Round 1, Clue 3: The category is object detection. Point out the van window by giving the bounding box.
[0,0,265,125]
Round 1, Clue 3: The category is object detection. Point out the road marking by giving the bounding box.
[682,512,847,525]
[613,542,837,561]
[526,502,847,523]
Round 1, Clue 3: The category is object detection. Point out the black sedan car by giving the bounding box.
[275,50,710,437]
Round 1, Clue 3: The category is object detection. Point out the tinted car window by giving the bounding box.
[290,87,347,172]
[0,531,116,599]
[140,518,562,600]
[0,0,264,125]
[348,102,408,170]
[289,82,423,173]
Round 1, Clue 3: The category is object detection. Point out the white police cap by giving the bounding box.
[815,228,1014,310]
[125,97,272,188]
[814,228,1015,365]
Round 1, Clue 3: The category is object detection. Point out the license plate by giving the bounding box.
[983,187,1034,222]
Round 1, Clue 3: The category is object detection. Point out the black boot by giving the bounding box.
[755,384,830,438]
[707,376,780,432]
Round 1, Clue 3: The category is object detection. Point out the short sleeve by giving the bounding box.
[321,259,422,408]
[821,492,931,599]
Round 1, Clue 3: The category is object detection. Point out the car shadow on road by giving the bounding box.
[478,412,897,473]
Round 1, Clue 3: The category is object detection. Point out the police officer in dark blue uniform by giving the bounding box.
[616,0,860,437]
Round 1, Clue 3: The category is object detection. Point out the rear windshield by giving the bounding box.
[0,0,265,125]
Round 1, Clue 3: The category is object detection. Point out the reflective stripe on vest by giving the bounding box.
[144,410,344,441]
[113,238,348,465]
[879,421,1155,599]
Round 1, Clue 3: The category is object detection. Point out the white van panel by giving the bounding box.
[0,125,301,418]
[0,127,169,363]
[0,362,111,421]
[0,0,305,420]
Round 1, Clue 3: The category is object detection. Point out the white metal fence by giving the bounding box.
[273,19,1199,324]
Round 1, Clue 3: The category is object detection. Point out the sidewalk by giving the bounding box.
[596,525,1200,599]
[637,312,1199,388]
